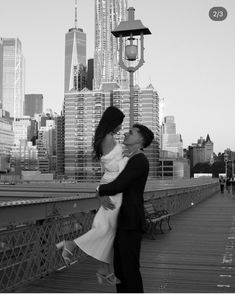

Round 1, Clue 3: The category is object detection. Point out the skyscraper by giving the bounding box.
[64,1,87,92]
[0,39,3,108]
[55,114,65,177]
[112,83,160,178]
[64,86,112,181]
[161,116,183,158]
[64,83,160,181]
[37,120,56,174]
[87,58,94,90]
[94,0,128,90]
[0,38,25,119]
[0,109,14,172]
[24,94,43,117]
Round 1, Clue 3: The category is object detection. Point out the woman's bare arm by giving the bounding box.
[101,133,116,156]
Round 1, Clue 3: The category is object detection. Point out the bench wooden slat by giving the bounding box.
[144,202,172,239]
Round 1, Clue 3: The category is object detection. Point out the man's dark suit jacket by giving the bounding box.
[99,153,149,232]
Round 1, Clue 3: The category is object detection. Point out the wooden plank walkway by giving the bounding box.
[17,191,235,293]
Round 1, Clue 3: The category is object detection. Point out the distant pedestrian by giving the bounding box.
[226,177,231,193]
[230,177,235,195]
[219,176,225,194]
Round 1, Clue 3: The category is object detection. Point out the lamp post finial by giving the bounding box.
[127,7,135,21]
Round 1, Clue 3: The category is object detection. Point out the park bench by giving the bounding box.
[144,202,172,239]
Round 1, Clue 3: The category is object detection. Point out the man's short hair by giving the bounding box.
[133,124,154,148]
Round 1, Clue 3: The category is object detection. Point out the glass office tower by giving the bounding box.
[64,83,160,181]
[94,0,128,90]
[0,38,25,119]
[24,94,43,118]
[64,87,112,181]
[64,4,87,93]
[112,84,160,178]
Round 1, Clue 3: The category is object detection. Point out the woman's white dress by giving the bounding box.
[74,143,128,264]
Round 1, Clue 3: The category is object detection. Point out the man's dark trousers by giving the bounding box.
[114,229,143,293]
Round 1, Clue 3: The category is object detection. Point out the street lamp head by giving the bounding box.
[112,6,151,64]
[111,7,151,38]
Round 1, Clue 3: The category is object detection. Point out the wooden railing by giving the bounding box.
[0,180,219,292]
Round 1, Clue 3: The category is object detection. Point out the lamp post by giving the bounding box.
[232,153,235,177]
[112,7,151,127]
[224,153,228,177]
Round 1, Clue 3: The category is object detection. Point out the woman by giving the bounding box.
[56,106,128,285]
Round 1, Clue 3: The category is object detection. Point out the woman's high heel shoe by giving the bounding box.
[96,272,121,285]
[56,240,73,267]
[96,272,105,284]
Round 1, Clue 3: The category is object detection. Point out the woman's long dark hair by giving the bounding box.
[93,106,125,160]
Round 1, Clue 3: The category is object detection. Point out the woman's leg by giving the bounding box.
[56,240,77,266]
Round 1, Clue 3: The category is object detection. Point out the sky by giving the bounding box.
[0,0,234,154]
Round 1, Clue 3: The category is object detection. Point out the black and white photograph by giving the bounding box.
[0,0,235,293]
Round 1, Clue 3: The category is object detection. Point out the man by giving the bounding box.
[97,123,154,293]
[219,176,225,194]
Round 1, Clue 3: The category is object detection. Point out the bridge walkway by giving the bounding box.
[17,191,235,293]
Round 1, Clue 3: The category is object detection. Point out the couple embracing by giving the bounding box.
[57,106,154,293]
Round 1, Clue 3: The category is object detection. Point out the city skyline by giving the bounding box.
[0,0,234,153]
